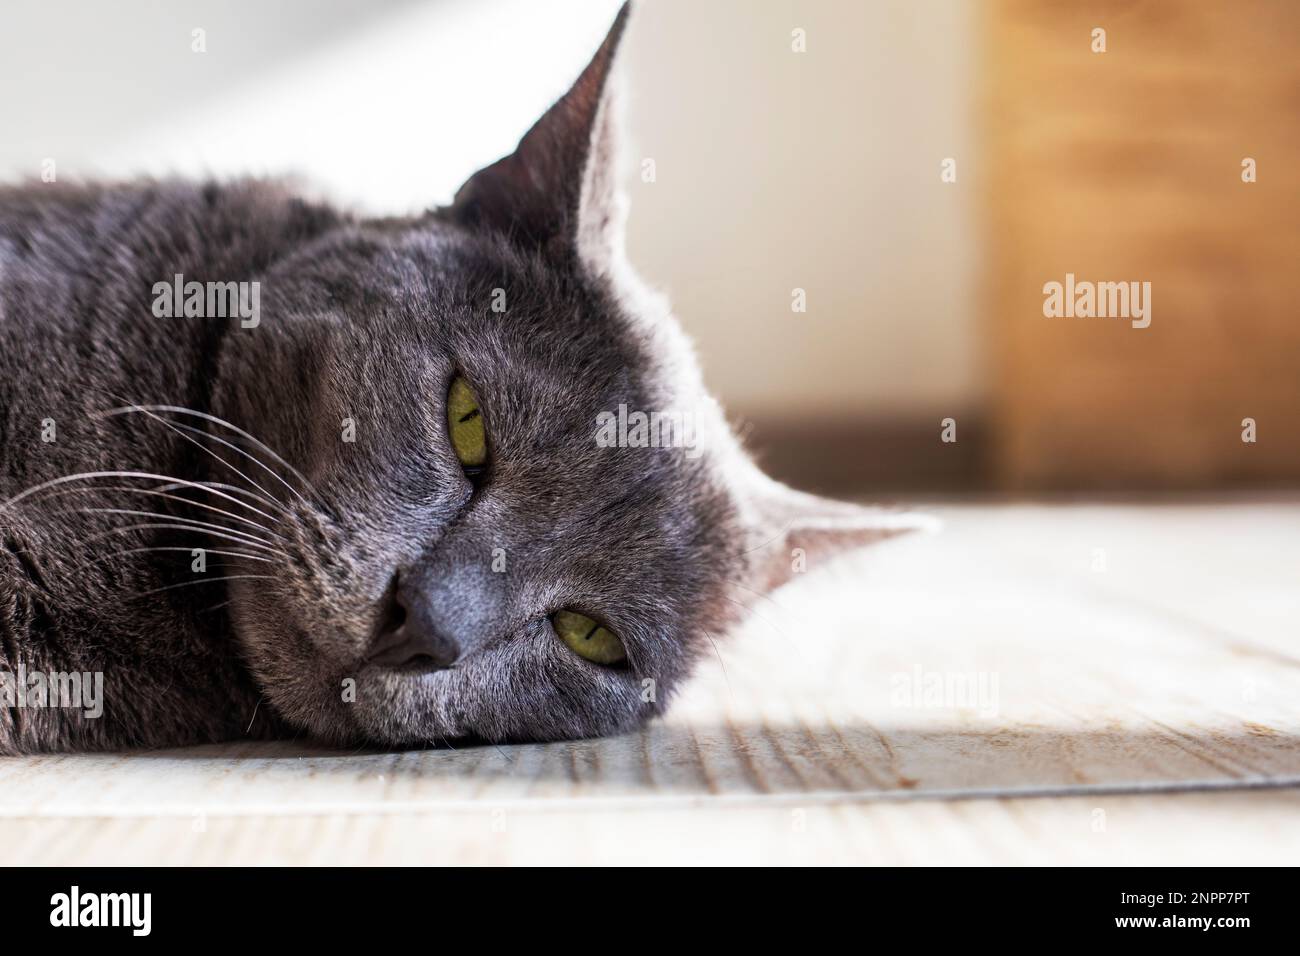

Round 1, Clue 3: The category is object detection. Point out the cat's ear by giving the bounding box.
[449,3,630,266]
[740,468,939,594]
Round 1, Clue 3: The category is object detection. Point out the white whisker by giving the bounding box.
[72,546,276,572]
[70,508,285,548]
[83,522,291,559]
[38,484,281,536]
[129,574,278,597]
[702,628,734,702]
[153,480,293,519]
[101,401,291,512]
[0,470,275,519]
[168,420,308,512]
[94,404,318,506]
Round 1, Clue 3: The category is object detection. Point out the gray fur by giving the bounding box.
[0,4,924,754]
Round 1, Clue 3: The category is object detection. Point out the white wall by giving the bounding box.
[0,0,981,421]
[624,0,982,420]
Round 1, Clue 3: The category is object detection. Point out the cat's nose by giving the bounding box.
[367,575,460,671]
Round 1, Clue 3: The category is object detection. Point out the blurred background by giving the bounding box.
[2,0,1296,496]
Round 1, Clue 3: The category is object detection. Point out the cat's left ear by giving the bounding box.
[740,467,939,594]
[449,2,630,268]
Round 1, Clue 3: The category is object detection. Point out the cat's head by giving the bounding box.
[216,3,932,746]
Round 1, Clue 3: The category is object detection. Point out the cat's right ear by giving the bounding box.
[447,3,630,269]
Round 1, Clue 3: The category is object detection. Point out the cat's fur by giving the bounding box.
[0,4,928,754]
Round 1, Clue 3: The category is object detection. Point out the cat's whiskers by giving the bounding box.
[166,420,305,511]
[83,522,292,559]
[67,508,286,549]
[94,403,320,509]
[69,546,276,574]
[3,397,305,579]
[95,401,291,514]
[154,480,296,522]
[701,628,734,702]
[22,472,292,522]
[0,402,331,625]
[36,484,283,538]
[130,573,277,595]
[244,696,266,735]
[738,520,795,557]
[0,470,274,519]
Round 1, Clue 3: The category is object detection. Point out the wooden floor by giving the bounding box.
[3,499,1298,864]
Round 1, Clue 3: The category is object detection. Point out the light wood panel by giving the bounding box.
[5,788,1299,866]
[984,1,1300,488]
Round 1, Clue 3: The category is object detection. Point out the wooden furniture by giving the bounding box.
[984,1,1300,489]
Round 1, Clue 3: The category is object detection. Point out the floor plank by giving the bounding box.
[4,787,1298,866]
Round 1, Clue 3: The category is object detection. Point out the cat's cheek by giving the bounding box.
[217,586,359,741]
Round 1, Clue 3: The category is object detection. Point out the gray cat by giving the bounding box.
[0,4,928,754]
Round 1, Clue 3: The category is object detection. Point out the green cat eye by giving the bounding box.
[446,376,487,471]
[552,610,627,666]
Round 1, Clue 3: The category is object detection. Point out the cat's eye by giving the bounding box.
[552,610,627,666]
[446,376,487,474]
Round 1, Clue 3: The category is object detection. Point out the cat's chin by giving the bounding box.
[248,667,466,750]
[343,667,470,746]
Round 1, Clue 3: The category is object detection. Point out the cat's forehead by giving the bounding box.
[399,227,693,405]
